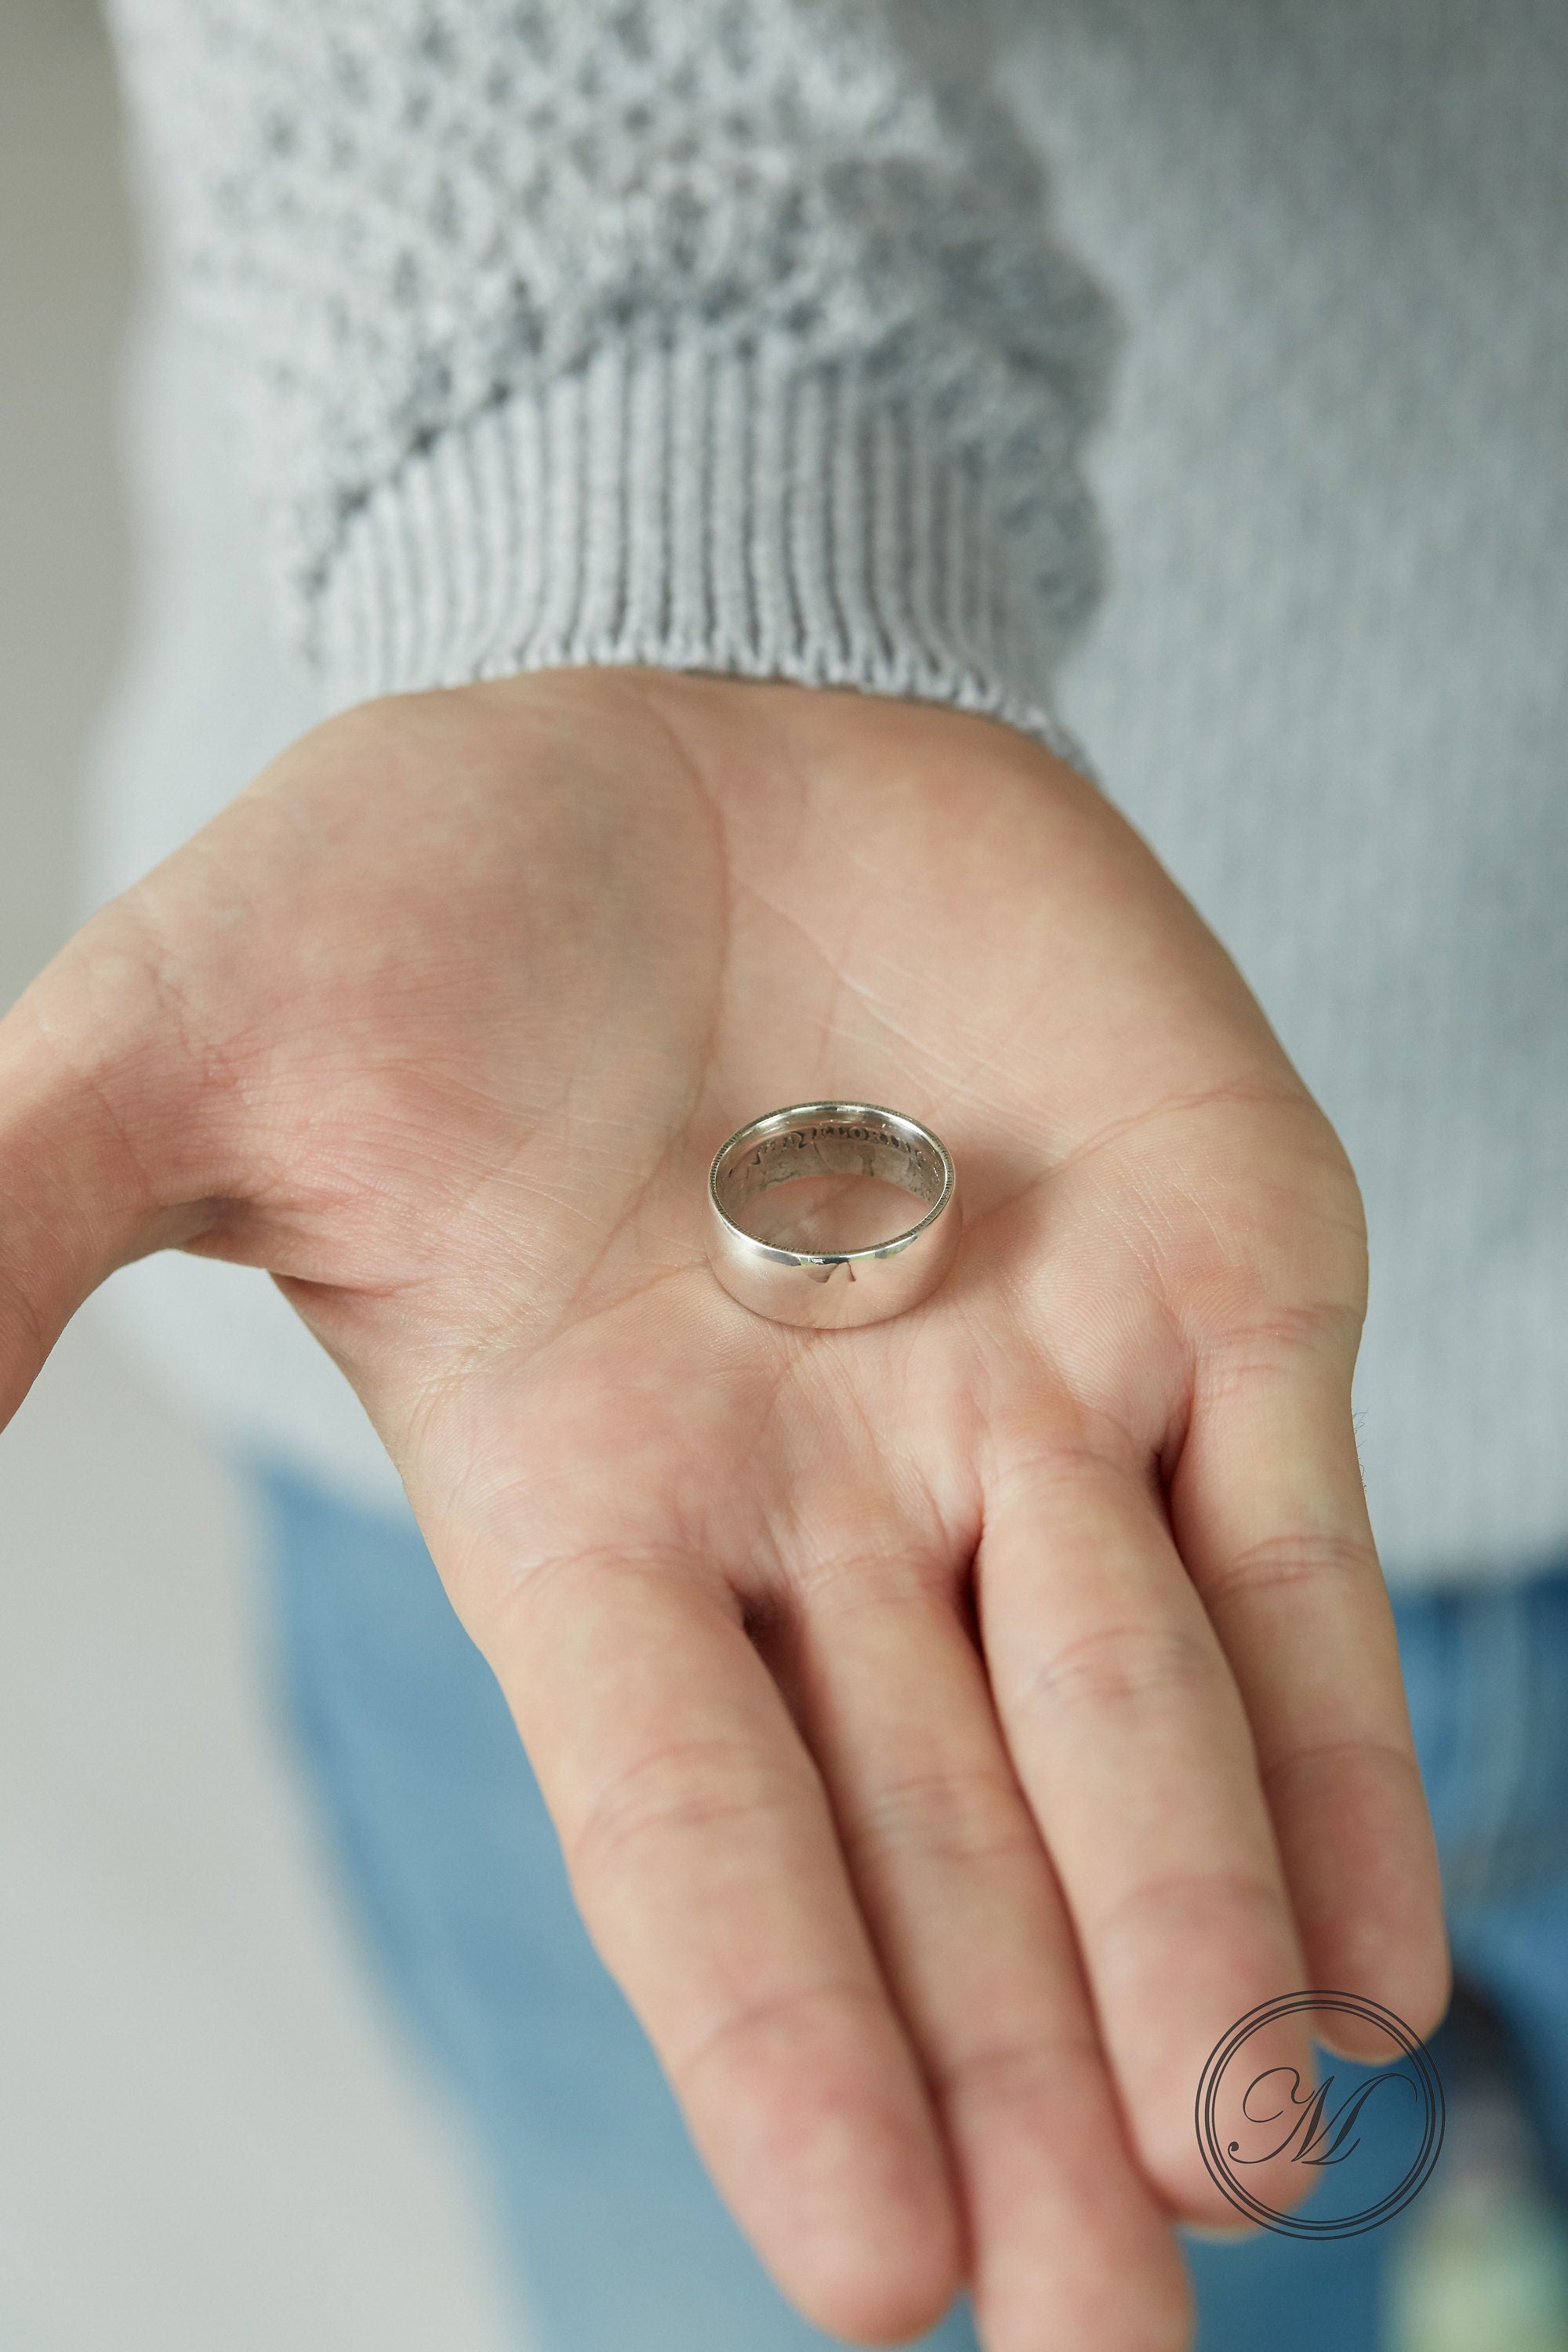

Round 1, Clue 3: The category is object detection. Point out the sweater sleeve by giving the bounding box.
[103,0,1113,748]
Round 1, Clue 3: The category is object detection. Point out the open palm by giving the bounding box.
[1,670,1445,2349]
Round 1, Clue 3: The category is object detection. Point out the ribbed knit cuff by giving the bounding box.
[317,331,1077,760]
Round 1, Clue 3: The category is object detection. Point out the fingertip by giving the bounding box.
[977,2181,1192,2352]
[795,2253,962,2350]
[1403,1947,1454,2049]
[695,1997,964,2345]
[780,2140,964,2346]
[1144,2136,1276,2235]
[1267,1730,1450,2059]
[1292,1799,1451,2056]
[1137,1998,1321,2231]
[1309,1943,1452,2061]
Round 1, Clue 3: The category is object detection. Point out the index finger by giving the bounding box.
[454,1538,962,2347]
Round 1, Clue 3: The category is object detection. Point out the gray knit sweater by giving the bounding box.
[93,0,1568,1585]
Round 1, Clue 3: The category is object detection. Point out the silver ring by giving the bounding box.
[706,1102,960,1330]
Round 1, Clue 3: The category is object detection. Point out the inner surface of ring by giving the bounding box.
[715,1112,946,1232]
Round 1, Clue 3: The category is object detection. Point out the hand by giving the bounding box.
[0,671,1446,2349]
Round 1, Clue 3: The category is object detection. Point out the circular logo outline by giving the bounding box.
[1195,1990,1445,2238]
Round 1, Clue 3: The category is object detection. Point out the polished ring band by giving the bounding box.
[706,1102,960,1330]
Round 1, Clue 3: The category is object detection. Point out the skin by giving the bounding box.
[0,669,1448,2347]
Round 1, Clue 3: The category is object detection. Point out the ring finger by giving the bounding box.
[978,1434,1313,2221]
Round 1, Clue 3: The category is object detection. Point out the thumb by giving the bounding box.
[0,912,223,1432]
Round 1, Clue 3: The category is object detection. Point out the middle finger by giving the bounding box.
[783,1544,1190,2352]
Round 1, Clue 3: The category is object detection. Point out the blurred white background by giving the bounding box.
[0,5,515,2343]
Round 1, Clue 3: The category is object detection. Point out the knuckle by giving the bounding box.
[1091,1863,1288,1976]
[1260,1729,1416,1802]
[671,1974,882,2096]
[1200,1527,1381,1610]
[1203,1295,1366,1387]
[1014,1619,1219,1724]
[934,2024,1102,2114]
[1095,1864,1285,1957]
[996,1429,1144,1507]
[793,1544,948,1617]
[841,1759,1038,1878]
[563,1733,800,1893]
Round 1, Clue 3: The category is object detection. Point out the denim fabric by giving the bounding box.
[253,1466,1568,2350]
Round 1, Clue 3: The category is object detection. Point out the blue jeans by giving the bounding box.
[254,1466,1568,2350]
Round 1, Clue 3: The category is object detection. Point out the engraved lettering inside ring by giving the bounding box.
[723,1114,946,1258]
